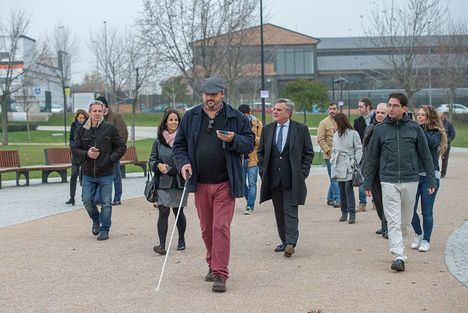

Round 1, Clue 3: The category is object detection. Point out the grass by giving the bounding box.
[5,130,68,144]
[452,122,468,147]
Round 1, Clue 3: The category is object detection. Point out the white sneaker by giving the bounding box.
[419,240,430,252]
[411,235,423,249]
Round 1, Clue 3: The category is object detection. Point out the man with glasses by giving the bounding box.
[173,76,254,293]
[364,93,435,272]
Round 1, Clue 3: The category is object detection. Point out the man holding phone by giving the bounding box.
[73,100,126,241]
[173,76,254,293]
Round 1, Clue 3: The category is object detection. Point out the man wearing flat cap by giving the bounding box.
[173,76,255,292]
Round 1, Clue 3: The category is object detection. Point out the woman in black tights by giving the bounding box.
[149,108,188,255]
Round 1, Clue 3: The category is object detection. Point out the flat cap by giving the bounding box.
[200,76,225,94]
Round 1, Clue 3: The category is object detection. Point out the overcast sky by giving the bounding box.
[1,0,467,83]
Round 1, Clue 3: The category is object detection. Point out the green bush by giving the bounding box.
[6,123,39,132]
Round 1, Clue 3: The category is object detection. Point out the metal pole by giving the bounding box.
[104,21,108,101]
[260,0,266,125]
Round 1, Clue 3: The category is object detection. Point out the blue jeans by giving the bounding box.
[326,159,340,203]
[358,184,367,204]
[82,174,113,232]
[411,176,439,242]
[243,159,258,209]
[113,162,122,202]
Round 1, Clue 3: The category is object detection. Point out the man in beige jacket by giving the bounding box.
[238,104,263,215]
[317,102,340,207]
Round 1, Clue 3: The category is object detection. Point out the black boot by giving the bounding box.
[65,197,75,206]
[339,213,347,222]
[348,213,356,224]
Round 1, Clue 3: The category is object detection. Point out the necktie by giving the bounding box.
[276,124,284,152]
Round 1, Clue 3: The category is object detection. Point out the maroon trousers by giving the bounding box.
[194,181,235,280]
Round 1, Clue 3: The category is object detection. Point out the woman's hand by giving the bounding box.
[157,163,169,174]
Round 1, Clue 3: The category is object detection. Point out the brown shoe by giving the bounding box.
[205,268,214,282]
[284,244,295,257]
[153,245,166,255]
[212,275,226,292]
[357,203,367,212]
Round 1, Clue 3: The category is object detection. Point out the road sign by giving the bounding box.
[34,87,41,96]
[260,90,269,99]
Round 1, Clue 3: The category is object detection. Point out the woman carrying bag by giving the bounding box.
[331,113,363,224]
[149,108,188,255]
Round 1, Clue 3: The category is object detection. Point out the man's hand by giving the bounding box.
[365,190,372,197]
[428,187,436,194]
[157,163,169,174]
[181,164,192,180]
[216,130,234,143]
[87,147,100,159]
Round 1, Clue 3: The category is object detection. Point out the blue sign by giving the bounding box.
[34,87,41,96]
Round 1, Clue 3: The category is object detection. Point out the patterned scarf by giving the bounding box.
[163,129,177,147]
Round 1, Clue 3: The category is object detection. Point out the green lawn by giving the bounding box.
[452,123,468,147]
[6,130,68,144]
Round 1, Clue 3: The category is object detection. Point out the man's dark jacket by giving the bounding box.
[172,103,255,198]
[363,114,436,190]
[73,121,126,177]
[354,112,375,141]
[257,120,314,206]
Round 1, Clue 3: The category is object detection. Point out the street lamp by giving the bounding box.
[333,77,347,113]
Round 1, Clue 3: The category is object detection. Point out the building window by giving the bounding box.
[276,48,314,75]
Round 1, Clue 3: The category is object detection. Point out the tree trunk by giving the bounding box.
[26,110,31,140]
[303,110,307,124]
[63,88,68,145]
[1,97,9,146]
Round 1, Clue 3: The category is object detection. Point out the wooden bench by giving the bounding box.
[119,146,147,178]
[0,150,30,189]
[43,147,72,184]
[0,149,72,188]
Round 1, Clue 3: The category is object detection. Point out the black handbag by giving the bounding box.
[144,169,158,203]
[352,139,364,187]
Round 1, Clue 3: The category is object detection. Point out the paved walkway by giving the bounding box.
[0,153,467,312]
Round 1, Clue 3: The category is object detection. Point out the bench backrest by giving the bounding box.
[44,148,72,165]
[121,146,138,161]
[0,150,21,168]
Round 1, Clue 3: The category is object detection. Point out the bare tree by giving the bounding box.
[139,0,258,100]
[364,0,447,107]
[15,77,37,140]
[436,20,468,121]
[0,9,43,145]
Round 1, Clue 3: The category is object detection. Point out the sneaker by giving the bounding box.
[411,235,423,249]
[357,203,367,212]
[327,200,334,206]
[153,245,166,255]
[212,275,226,292]
[419,240,430,252]
[284,244,295,257]
[391,259,405,271]
[243,207,253,215]
[96,231,109,241]
[205,268,214,282]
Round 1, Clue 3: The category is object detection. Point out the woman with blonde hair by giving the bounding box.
[410,105,447,252]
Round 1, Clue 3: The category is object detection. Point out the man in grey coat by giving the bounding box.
[364,93,435,272]
[258,98,314,258]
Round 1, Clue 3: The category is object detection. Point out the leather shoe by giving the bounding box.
[391,259,405,271]
[153,245,166,255]
[284,244,295,257]
[376,228,383,235]
[274,243,286,252]
[212,275,226,292]
[205,268,214,282]
[112,201,121,205]
[65,197,75,206]
[92,221,100,236]
[96,231,109,241]
[177,241,186,251]
[382,230,389,239]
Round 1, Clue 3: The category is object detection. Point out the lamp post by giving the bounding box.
[334,77,346,113]
[260,0,266,125]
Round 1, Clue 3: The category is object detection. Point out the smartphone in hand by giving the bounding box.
[218,130,229,135]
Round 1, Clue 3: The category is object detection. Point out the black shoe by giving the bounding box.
[333,201,341,208]
[284,244,295,257]
[96,231,109,241]
[65,197,75,206]
[153,245,166,255]
[339,213,347,222]
[205,268,214,282]
[274,243,287,252]
[382,230,389,239]
[177,241,186,251]
[391,259,405,271]
[348,213,356,224]
[327,200,334,206]
[112,201,121,205]
[92,222,100,236]
[212,275,226,292]
[376,228,383,235]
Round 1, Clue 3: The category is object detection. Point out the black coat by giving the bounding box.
[73,121,126,177]
[258,120,314,206]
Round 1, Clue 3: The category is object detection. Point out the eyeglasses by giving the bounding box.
[387,104,402,109]
[207,118,214,133]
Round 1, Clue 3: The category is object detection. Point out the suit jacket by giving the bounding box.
[353,116,367,141]
[258,119,314,206]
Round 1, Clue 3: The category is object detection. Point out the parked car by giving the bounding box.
[436,103,468,114]
[51,104,64,113]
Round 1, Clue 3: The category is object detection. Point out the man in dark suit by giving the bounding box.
[258,98,314,257]
[353,98,375,212]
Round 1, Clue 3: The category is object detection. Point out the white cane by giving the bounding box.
[156,173,191,292]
